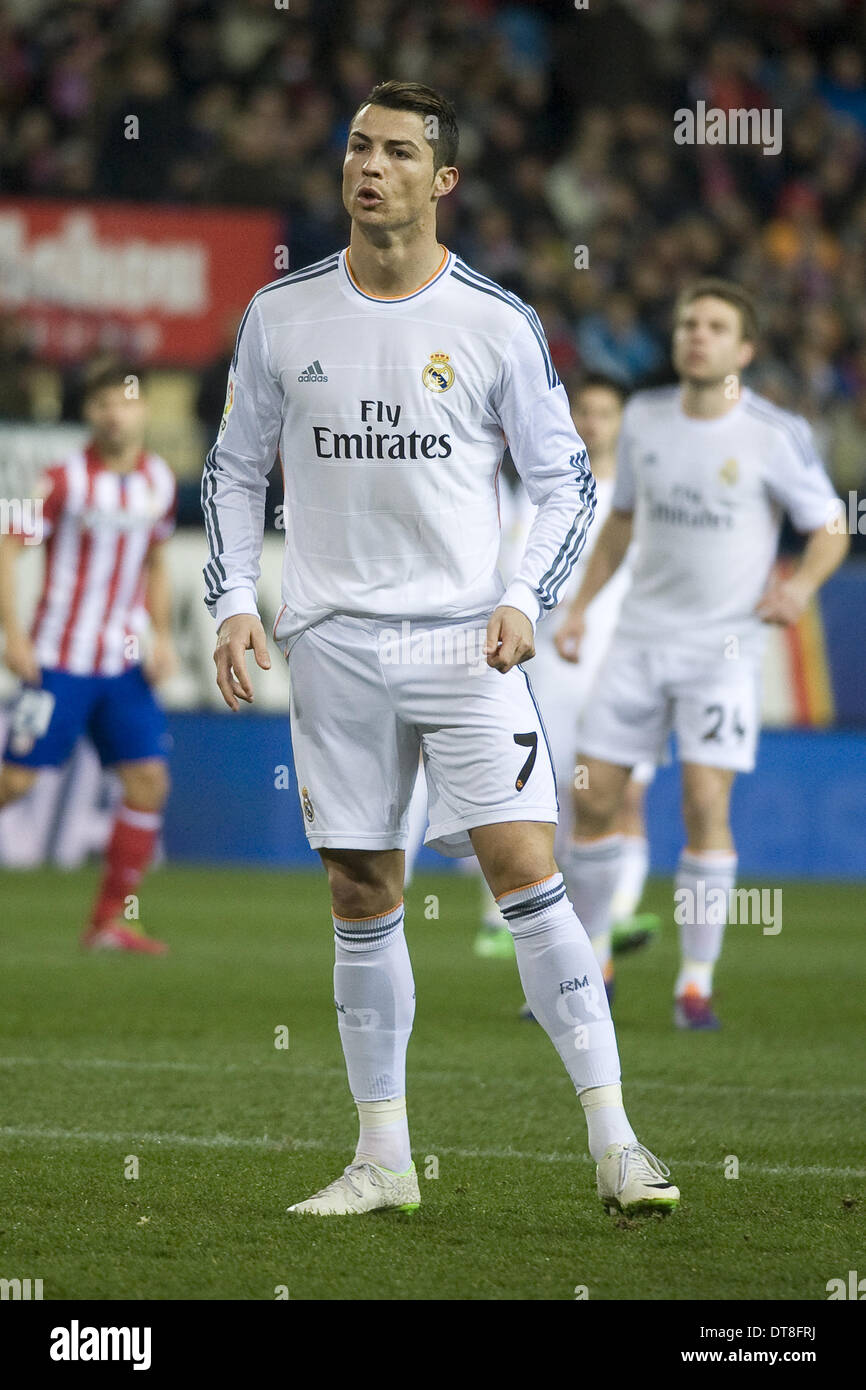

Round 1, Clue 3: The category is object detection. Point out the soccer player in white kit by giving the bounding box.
[555,281,848,1028]
[205,82,679,1218]
[514,379,658,939]
[476,377,659,980]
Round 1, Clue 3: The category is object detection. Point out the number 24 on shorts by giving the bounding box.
[701,703,747,743]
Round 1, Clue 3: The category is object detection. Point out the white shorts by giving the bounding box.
[287,614,558,857]
[578,637,761,773]
[530,624,656,793]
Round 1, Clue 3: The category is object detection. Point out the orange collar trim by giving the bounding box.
[345,245,449,301]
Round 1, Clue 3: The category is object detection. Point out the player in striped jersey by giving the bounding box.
[205,81,679,1219]
[0,359,176,953]
[555,281,849,1028]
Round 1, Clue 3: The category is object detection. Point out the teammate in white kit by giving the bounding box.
[205,82,679,1218]
[515,378,659,954]
[474,377,659,977]
[555,281,848,1028]
[0,359,176,952]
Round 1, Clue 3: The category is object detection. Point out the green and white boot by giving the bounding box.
[596,1142,679,1216]
[287,1160,420,1216]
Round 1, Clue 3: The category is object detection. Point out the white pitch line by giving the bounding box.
[0,1055,864,1103]
[0,1125,863,1180]
[626,1076,866,1102]
[0,1056,254,1075]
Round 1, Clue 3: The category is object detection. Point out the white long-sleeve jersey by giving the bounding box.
[611,385,843,658]
[202,247,595,649]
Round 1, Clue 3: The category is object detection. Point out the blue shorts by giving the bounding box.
[3,666,172,769]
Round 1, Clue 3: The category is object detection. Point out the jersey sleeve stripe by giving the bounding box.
[536,467,597,609]
[452,262,558,390]
[231,255,340,370]
[743,399,817,467]
[537,508,594,610]
[203,562,223,605]
[201,451,228,605]
[452,263,560,390]
[202,450,226,568]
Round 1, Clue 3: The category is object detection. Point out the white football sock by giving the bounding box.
[579,1083,637,1161]
[333,901,414,1171]
[610,835,650,922]
[354,1097,412,1173]
[674,849,738,999]
[560,836,623,974]
[498,874,630,1157]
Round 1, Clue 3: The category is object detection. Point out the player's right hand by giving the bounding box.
[214,614,271,711]
[554,608,585,664]
[3,629,39,684]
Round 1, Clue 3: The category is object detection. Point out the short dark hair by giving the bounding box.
[354,80,458,170]
[81,357,144,404]
[576,372,628,406]
[674,278,759,344]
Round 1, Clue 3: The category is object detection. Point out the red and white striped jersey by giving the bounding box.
[29,444,176,676]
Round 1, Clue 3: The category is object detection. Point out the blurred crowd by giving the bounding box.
[1,0,866,495]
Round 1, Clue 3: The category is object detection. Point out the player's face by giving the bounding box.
[84,385,147,454]
[343,104,453,233]
[672,296,754,386]
[573,387,623,455]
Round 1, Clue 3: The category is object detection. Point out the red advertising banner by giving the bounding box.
[0,199,285,365]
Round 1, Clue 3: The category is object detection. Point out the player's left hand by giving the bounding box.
[485,605,535,673]
[756,576,811,627]
[143,633,178,685]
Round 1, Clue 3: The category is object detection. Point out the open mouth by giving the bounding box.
[357,186,383,207]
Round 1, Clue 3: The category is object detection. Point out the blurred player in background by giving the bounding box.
[472,374,660,977]
[556,281,849,1028]
[0,359,177,953]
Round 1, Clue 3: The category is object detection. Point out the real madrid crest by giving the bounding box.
[218,376,235,438]
[422,352,455,393]
[301,786,315,822]
[718,457,739,486]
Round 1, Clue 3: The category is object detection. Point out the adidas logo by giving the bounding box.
[298,359,328,383]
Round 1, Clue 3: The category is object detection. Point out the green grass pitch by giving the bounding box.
[0,865,863,1301]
